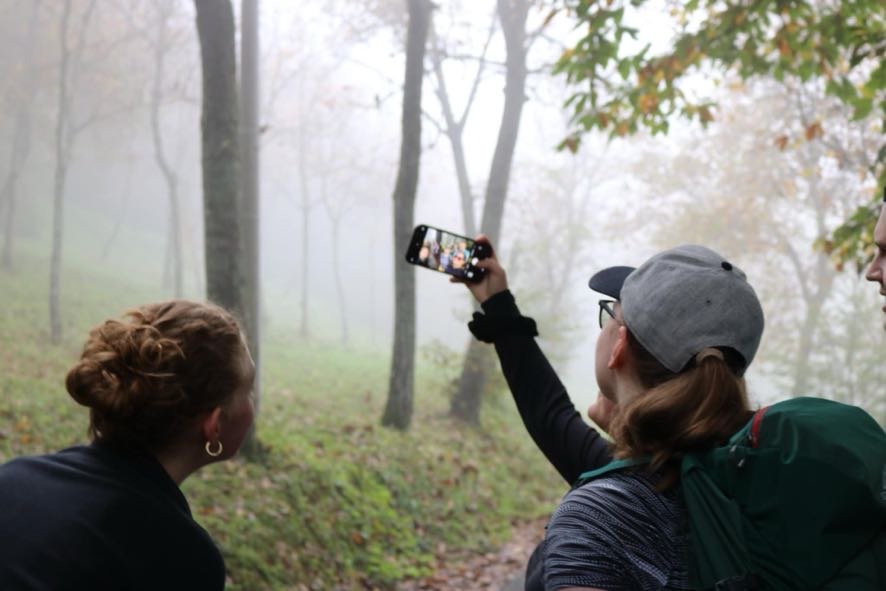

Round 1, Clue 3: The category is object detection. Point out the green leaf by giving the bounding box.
[850,97,874,121]
[617,58,632,80]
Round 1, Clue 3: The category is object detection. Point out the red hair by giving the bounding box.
[65,300,253,453]
[609,332,753,481]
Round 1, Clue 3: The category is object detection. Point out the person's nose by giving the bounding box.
[866,256,882,283]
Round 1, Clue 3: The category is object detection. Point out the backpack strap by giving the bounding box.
[572,456,650,489]
[747,406,769,448]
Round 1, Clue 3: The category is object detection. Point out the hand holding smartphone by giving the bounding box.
[404,225,489,282]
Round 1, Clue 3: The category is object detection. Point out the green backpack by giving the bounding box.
[577,397,886,590]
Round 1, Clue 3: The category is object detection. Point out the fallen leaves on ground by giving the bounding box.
[396,516,547,591]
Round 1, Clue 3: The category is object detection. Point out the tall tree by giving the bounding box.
[193,1,246,331]
[449,0,531,424]
[382,0,433,430]
[49,0,98,343]
[426,13,498,237]
[148,0,185,297]
[0,0,40,271]
[239,0,261,456]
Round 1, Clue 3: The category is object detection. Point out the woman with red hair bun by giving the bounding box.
[0,300,255,591]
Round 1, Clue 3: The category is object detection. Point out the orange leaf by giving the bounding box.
[639,93,659,114]
[805,122,823,141]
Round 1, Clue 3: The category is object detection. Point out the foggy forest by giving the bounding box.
[0,0,884,589]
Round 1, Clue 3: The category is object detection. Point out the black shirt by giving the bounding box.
[0,443,225,591]
[478,290,612,483]
[473,291,613,590]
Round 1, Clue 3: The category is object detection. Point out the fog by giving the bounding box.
[1,0,883,419]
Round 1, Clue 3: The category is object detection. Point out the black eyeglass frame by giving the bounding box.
[598,299,618,329]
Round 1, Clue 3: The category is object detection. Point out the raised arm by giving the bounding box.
[457,238,612,484]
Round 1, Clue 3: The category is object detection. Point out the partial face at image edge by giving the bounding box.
[865,205,886,329]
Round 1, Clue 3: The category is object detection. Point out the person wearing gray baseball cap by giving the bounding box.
[460,238,764,591]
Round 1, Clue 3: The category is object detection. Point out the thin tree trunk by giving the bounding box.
[150,5,183,297]
[2,175,17,270]
[194,0,245,317]
[101,149,133,261]
[1,0,40,272]
[297,108,312,339]
[791,282,827,396]
[450,0,529,423]
[49,0,74,344]
[330,219,348,347]
[382,0,432,431]
[299,201,311,338]
[239,0,261,457]
[430,46,475,236]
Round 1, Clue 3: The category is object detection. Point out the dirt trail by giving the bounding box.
[396,516,547,591]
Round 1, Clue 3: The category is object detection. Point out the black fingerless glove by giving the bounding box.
[468,290,538,342]
[468,313,539,343]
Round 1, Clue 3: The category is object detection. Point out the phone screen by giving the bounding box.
[405,225,485,281]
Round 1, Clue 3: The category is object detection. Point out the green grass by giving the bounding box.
[0,249,562,590]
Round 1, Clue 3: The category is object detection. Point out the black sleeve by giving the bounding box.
[471,290,612,484]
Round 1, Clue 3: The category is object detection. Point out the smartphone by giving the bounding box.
[404,224,489,282]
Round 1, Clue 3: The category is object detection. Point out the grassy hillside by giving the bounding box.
[0,250,563,590]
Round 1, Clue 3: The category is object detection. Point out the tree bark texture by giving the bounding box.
[450,0,529,423]
[238,0,262,457]
[382,0,432,431]
[194,0,245,320]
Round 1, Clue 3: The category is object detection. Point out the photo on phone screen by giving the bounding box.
[404,225,486,282]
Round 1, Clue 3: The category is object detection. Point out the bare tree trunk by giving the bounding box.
[790,172,836,396]
[430,45,475,236]
[193,0,245,319]
[238,0,262,457]
[428,17,495,237]
[450,0,529,423]
[330,219,349,347]
[299,201,311,338]
[49,0,97,343]
[0,113,28,270]
[49,0,74,344]
[297,109,312,339]
[1,0,40,272]
[791,275,828,396]
[1,173,18,270]
[150,1,183,297]
[382,0,432,431]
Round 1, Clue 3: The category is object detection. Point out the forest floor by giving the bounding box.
[396,516,547,591]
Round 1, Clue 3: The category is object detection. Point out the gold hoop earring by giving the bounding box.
[205,440,223,457]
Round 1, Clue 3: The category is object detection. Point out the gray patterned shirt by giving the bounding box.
[544,470,692,590]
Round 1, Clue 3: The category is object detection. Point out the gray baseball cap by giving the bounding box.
[589,244,764,375]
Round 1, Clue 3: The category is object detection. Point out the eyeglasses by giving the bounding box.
[598,299,618,329]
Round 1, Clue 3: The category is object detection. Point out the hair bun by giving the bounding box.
[67,300,250,452]
[66,319,184,418]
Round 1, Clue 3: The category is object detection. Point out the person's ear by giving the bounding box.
[201,406,223,443]
[607,325,629,369]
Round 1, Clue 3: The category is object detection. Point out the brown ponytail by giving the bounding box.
[609,332,753,476]
[66,300,253,453]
